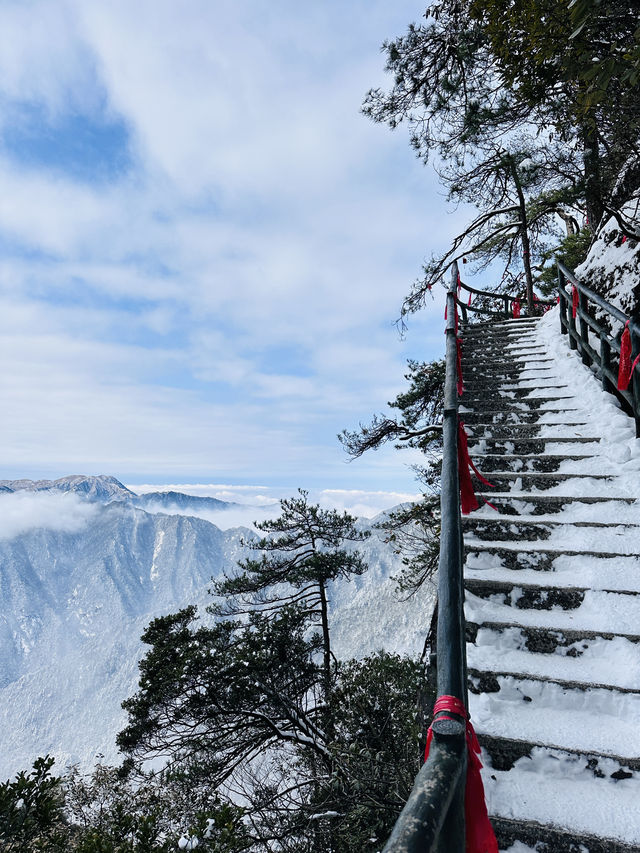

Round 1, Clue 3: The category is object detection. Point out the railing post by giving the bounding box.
[557,264,568,336]
[567,282,578,351]
[600,335,614,395]
[503,295,509,319]
[578,290,590,365]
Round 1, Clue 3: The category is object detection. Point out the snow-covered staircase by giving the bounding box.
[460,315,640,852]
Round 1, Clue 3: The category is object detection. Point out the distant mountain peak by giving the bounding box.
[0,474,136,502]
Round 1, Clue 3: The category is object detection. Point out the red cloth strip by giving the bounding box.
[424,695,498,853]
[572,285,578,319]
[512,298,521,318]
[458,421,495,514]
[618,321,633,390]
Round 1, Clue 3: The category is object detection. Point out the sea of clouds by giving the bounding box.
[0,490,99,540]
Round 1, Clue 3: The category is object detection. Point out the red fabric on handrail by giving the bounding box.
[457,421,479,514]
[512,298,521,318]
[618,320,634,391]
[424,695,498,853]
[458,421,496,514]
[572,285,579,319]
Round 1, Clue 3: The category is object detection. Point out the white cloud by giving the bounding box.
[0,491,98,540]
[127,482,419,521]
[0,0,454,493]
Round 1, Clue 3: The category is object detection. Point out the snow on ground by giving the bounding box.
[465,309,640,847]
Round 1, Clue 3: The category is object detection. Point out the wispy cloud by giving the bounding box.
[129,482,419,521]
[0,491,98,540]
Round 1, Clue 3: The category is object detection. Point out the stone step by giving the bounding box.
[466,423,591,439]
[469,347,548,360]
[462,365,556,378]
[465,545,635,572]
[462,379,565,391]
[460,409,579,425]
[467,436,601,454]
[493,815,640,853]
[466,620,640,649]
[467,671,640,756]
[479,732,640,775]
[467,615,640,688]
[473,492,635,516]
[469,668,640,699]
[466,585,640,635]
[468,453,585,472]
[462,321,540,336]
[463,356,554,369]
[470,470,612,491]
[462,318,541,330]
[461,388,577,409]
[463,518,640,543]
[465,578,587,609]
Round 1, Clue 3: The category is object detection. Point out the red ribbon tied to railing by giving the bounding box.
[457,421,495,514]
[512,298,521,318]
[572,285,579,319]
[618,320,640,391]
[424,695,498,853]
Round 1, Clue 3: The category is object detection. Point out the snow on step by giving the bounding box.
[468,627,640,689]
[465,523,640,554]
[466,552,640,592]
[460,311,640,847]
[466,588,640,635]
[469,675,640,757]
[483,750,640,846]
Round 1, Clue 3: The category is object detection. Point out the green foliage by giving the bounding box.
[113,493,432,850]
[64,763,247,852]
[218,490,369,601]
[0,755,67,851]
[367,0,640,312]
[537,228,593,295]
[0,756,248,852]
[303,652,431,853]
[117,604,324,782]
[341,360,444,593]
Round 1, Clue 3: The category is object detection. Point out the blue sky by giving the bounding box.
[0,0,467,508]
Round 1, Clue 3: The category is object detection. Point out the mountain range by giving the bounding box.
[0,476,434,779]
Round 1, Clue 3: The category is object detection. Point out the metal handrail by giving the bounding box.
[456,277,555,322]
[382,263,468,853]
[382,264,555,851]
[557,260,640,436]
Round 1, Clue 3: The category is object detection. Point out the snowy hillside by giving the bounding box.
[0,481,434,779]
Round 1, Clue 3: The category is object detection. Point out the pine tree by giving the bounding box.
[214,489,370,718]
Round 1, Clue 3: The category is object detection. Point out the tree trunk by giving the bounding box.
[508,155,535,313]
[582,119,604,233]
[318,581,333,724]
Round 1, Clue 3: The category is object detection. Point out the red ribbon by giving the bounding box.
[424,695,498,853]
[456,338,464,396]
[458,421,495,514]
[468,291,472,307]
[512,298,521,318]
[572,285,578,319]
[618,321,640,390]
